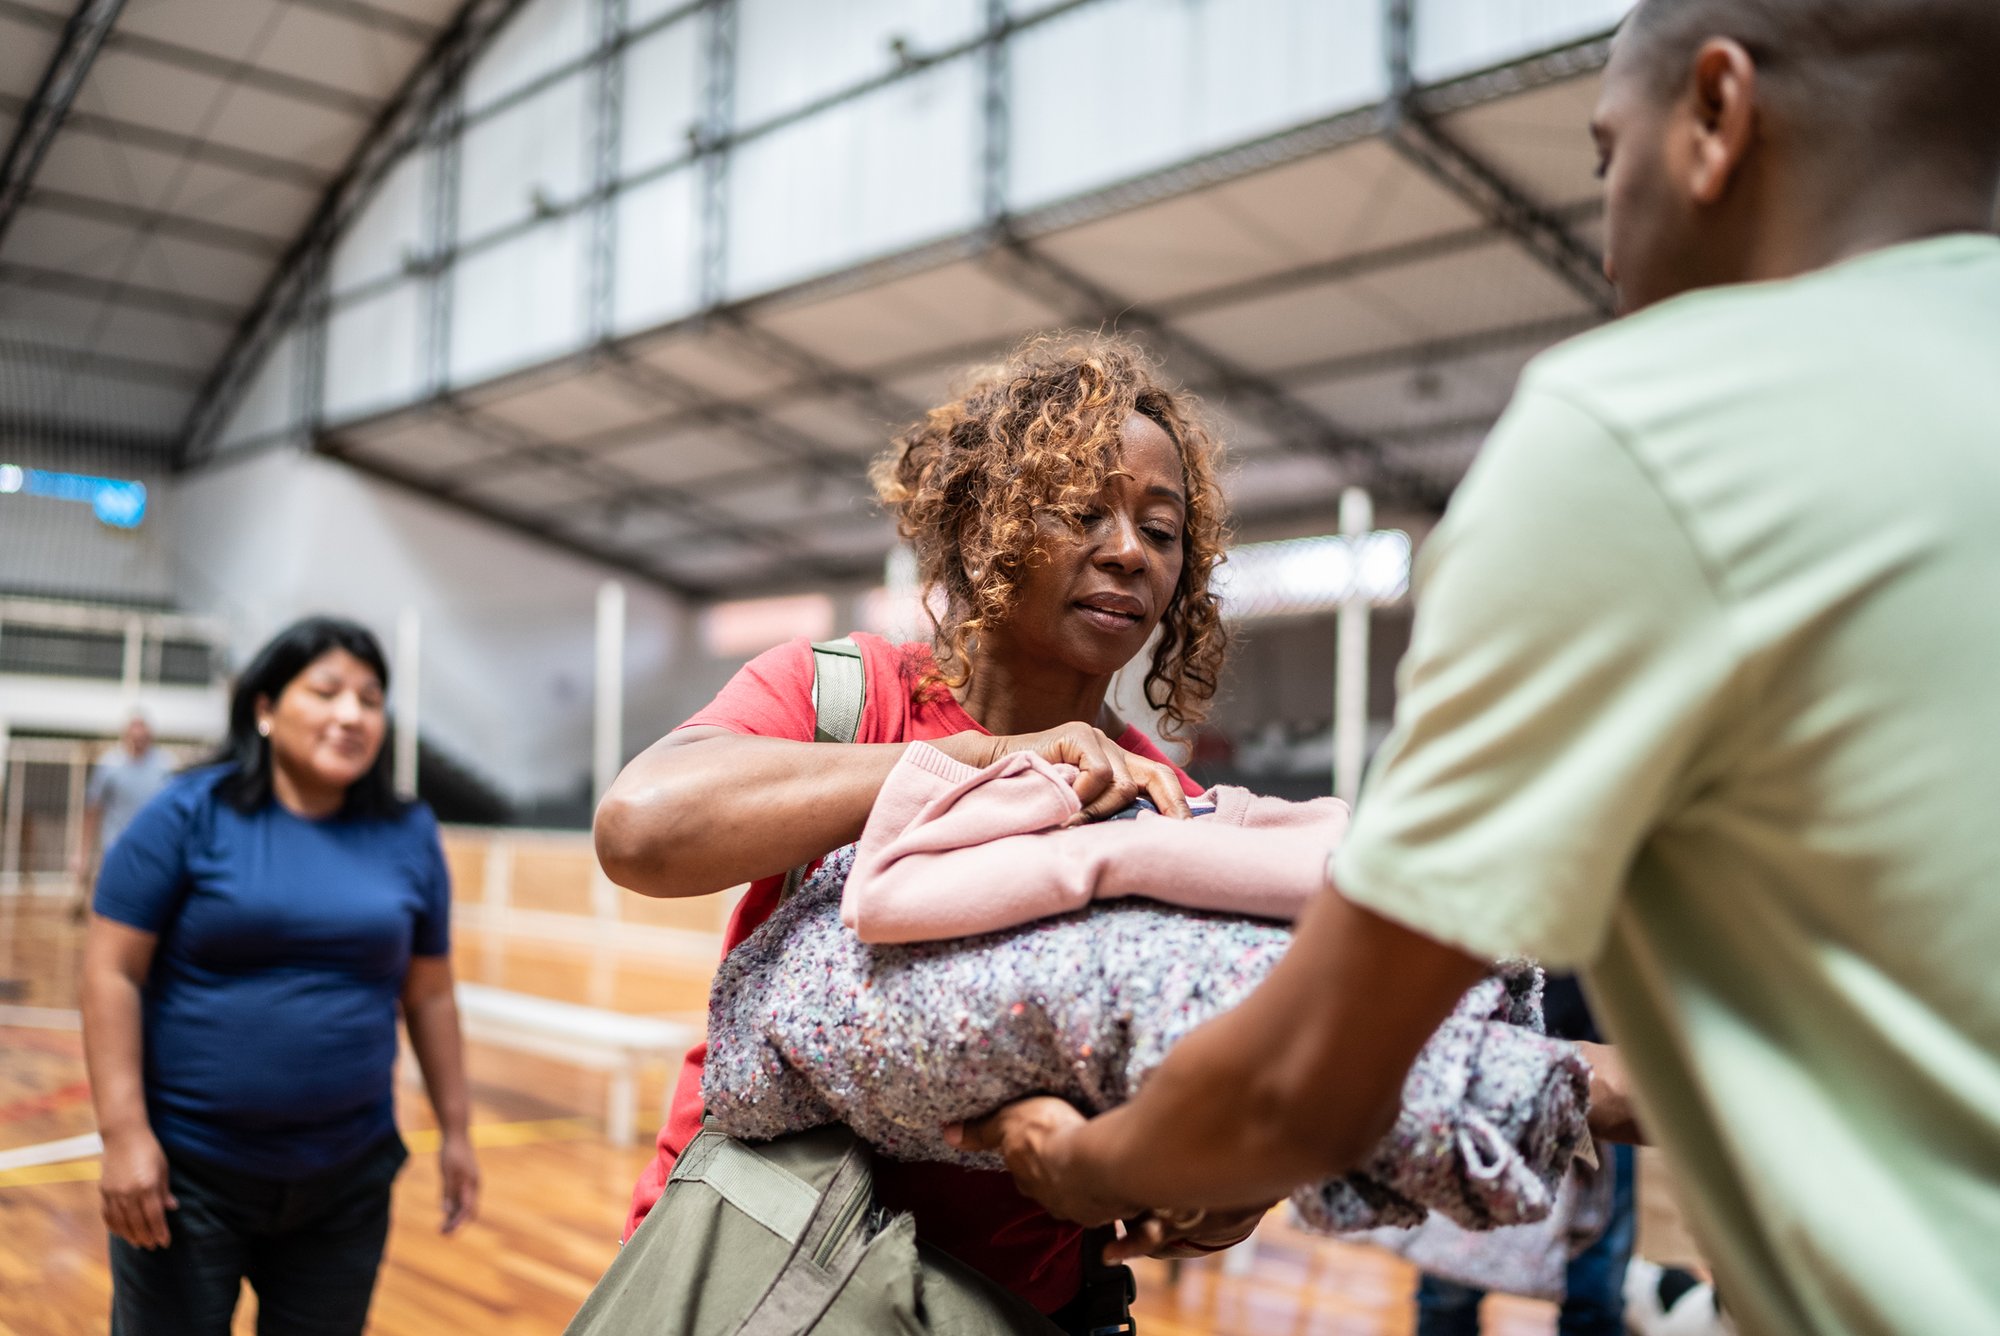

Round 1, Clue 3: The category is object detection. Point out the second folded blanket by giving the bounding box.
[843,741,1352,943]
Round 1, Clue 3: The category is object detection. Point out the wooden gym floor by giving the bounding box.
[0,898,1561,1336]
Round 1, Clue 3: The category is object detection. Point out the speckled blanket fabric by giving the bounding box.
[703,846,1591,1233]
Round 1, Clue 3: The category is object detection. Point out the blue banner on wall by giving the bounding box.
[0,462,149,529]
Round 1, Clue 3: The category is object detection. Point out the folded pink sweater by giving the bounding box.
[842,742,1351,943]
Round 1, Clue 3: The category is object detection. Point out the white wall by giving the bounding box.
[170,448,696,808]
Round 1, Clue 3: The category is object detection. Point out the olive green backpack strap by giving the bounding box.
[778,638,867,903]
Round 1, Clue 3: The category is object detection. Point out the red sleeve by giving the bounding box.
[677,637,817,741]
[1115,726,1204,798]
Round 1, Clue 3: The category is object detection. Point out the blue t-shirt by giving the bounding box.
[94,765,451,1181]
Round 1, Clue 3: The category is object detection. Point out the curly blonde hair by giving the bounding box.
[869,332,1230,739]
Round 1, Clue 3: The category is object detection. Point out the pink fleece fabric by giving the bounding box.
[843,742,1351,943]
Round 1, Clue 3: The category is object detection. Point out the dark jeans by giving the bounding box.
[109,1133,407,1336]
[1415,1143,1637,1336]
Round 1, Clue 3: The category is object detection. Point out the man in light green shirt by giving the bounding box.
[954,3,2000,1333]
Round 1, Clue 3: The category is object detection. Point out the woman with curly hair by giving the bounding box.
[593,332,1248,1325]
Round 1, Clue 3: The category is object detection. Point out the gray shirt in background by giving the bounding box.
[88,747,175,854]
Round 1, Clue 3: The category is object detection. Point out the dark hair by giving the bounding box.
[869,332,1231,740]
[210,616,405,819]
[1626,0,2000,185]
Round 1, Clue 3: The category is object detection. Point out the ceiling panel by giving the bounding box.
[1288,343,1543,437]
[0,206,145,275]
[1221,451,1350,515]
[457,461,612,509]
[142,231,276,306]
[596,426,771,487]
[1035,140,1484,309]
[0,206,273,309]
[33,126,324,240]
[1202,401,1284,457]
[0,285,233,369]
[83,49,240,141]
[1174,239,1590,375]
[799,514,898,562]
[1171,280,1416,373]
[750,258,1070,370]
[355,0,463,23]
[1442,75,1607,211]
[333,413,512,481]
[468,368,667,443]
[655,539,788,588]
[755,393,902,457]
[200,77,372,171]
[256,6,428,101]
[625,331,798,403]
[113,0,295,63]
[18,371,197,434]
[556,504,702,555]
[701,472,880,531]
[0,15,57,99]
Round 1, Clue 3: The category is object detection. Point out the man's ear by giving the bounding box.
[1686,37,1759,206]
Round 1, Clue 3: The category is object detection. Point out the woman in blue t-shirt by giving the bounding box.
[80,616,479,1336]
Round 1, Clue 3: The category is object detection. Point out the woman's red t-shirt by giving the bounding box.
[622,633,1200,1315]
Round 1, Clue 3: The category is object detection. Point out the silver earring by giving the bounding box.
[257,721,271,738]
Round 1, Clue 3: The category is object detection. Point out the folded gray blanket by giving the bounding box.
[703,845,1590,1232]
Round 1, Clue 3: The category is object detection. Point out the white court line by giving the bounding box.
[0,1132,102,1172]
[0,1005,82,1031]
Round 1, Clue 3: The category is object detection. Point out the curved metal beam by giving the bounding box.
[0,0,128,253]
[1383,0,1615,316]
[180,0,534,466]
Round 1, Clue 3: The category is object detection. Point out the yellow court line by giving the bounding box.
[0,1117,599,1190]
[0,1160,101,1188]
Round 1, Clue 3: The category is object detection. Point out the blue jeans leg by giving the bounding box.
[1559,1144,1637,1336]
[1416,1272,1485,1336]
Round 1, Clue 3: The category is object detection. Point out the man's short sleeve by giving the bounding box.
[85,760,112,810]
[677,637,817,741]
[93,778,195,933]
[409,804,452,957]
[1332,384,1735,968]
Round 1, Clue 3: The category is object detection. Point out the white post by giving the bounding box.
[394,607,421,800]
[594,581,626,806]
[121,615,144,706]
[1,753,23,894]
[1334,488,1374,805]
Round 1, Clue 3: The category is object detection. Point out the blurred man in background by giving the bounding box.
[71,714,172,920]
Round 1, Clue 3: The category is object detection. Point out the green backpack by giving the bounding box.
[563,640,1077,1336]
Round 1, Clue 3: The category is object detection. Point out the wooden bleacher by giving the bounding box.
[428,825,730,1142]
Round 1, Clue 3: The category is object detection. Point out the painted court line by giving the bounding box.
[0,1131,102,1173]
[0,1117,597,1189]
[0,1005,82,1031]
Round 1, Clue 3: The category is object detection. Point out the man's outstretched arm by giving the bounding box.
[951,882,1489,1225]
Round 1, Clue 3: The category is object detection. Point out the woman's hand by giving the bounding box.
[937,724,1192,822]
[99,1126,177,1250]
[438,1129,480,1235]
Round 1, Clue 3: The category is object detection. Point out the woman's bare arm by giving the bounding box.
[593,727,913,898]
[81,917,178,1249]
[403,955,479,1233]
[594,723,1194,900]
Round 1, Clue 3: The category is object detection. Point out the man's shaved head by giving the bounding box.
[1623,0,2000,183]
[1591,0,2000,312]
